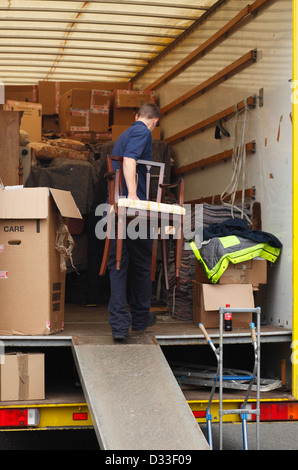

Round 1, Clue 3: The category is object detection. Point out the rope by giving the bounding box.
[55,214,78,274]
[220,99,252,224]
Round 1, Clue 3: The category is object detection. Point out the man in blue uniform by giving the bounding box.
[107,102,160,341]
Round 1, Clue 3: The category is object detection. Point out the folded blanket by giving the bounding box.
[203,217,282,248]
[190,235,281,284]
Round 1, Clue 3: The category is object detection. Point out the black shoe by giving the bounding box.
[147,312,157,327]
[80,299,97,308]
[132,313,157,333]
[113,334,127,342]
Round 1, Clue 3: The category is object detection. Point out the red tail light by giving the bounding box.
[0,408,39,427]
[247,402,298,421]
[73,412,88,421]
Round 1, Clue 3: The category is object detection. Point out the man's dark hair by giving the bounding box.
[138,102,160,120]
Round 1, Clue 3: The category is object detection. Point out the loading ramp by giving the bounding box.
[72,333,209,450]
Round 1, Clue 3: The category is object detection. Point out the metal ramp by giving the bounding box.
[72,334,209,450]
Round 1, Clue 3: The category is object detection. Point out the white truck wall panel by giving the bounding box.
[135,0,292,327]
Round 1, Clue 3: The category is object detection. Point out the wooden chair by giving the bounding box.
[99,155,185,289]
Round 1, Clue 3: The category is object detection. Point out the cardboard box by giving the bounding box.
[0,353,44,401]
[42,114,59,132]
[193,281,254,328]
[89,109,110,132]
[5,100,42,142]
[38,81,131,115]
[59,89,111,132]
[111,124,160,141]
[5,85,38,103]
[38,80,59,115]
[60,88,112,110]
[195,258,267,290]
[113,107,137,126]
[91,89,112,109]
[0,187,82,335]
[60,107,89,132]
[114,89,155,108]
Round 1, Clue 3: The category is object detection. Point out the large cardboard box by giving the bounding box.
[5,100,42,142]
[0,187,82,335]
[59,88,111,133]
[193,281,254,328]
[0,353,45,401]
[195,258,267,290]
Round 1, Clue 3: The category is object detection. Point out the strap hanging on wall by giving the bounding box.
[220,98,253,222]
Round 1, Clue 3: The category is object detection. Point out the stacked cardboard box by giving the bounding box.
[8,82,158,141]
[193,258,267,328]
[38,81,130,143]
[38,80,131,116]
[38,80,131,138]
[2,82,160,153]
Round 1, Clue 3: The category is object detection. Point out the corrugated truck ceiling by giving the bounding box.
[0,0,222,85]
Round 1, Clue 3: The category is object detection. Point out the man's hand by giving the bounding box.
[123,157,139,200]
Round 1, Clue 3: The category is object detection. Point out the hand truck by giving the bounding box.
[198,306,261,450]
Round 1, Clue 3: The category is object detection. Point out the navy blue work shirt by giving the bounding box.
[111,121,152,200]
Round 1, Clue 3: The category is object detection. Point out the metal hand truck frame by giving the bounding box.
[199,306,261,450]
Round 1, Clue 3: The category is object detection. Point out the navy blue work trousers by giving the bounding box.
[107,237,153,336]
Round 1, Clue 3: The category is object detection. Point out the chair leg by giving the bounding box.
[116,237,123,270]
[116,209,125,270]
[99,207,113,276]
[99,237,111,276]
[151,238,158,282]
[175,219,183,288]
[161,238,169,290]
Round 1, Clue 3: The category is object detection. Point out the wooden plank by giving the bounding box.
[185,187,255,206]
[145,0,275,91]
[164,95,256,145]
[161,50,257,117]
[174,141,255,175]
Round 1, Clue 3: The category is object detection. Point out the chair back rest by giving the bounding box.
[107,155,165,202]
[106,155,124,197]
